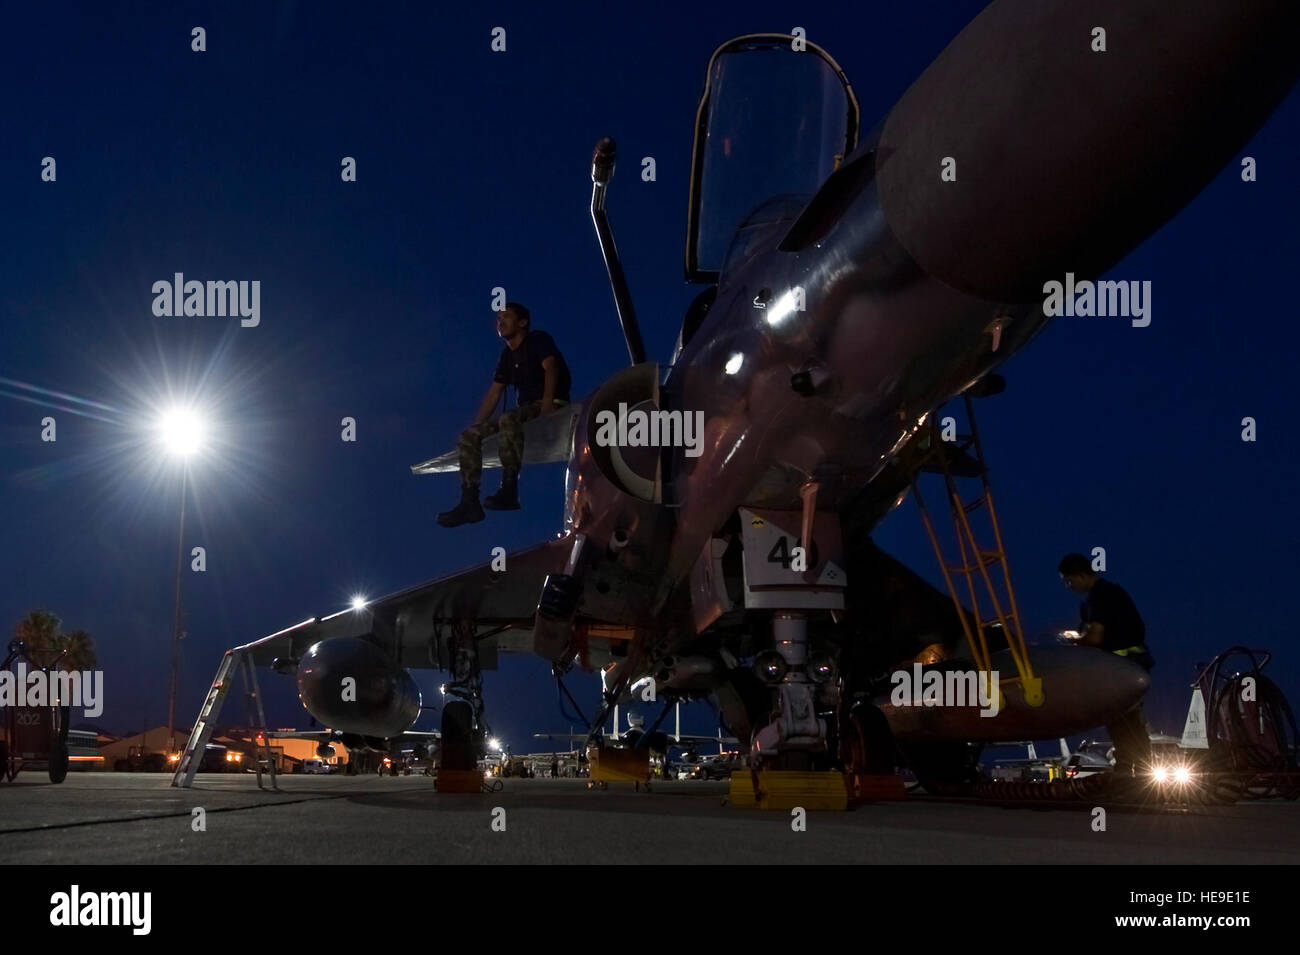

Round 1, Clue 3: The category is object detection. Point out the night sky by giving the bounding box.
[2,1,1296,751]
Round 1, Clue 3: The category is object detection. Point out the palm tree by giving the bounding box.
[54,629,97,670]
[12,610,96,669]
[14,609,61,667]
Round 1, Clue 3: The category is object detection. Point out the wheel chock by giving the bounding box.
[847,773,907,802]
[729,770,850,811]
[590,747,650,784]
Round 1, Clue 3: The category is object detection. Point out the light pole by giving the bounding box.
[167,463,187,755]
[158,406,205,756]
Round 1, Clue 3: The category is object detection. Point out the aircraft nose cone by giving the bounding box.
[875,0,1300,302]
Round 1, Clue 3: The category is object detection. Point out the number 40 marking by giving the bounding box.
[767,536,816,573]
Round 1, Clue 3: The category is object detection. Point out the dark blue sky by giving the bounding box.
[2,1,1296,747]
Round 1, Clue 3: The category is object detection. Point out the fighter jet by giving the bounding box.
[175,0,1300,789]
[535,708,738,758]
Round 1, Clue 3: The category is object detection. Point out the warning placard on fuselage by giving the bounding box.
[739,507,846,610]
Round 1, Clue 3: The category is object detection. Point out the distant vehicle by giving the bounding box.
[301,758,330,774]
[984,737,1122,782]
[1063,740,1115,780]
[218,748,245,771]
[379,754,410,776]
[66,729,104,772]
[676,751,744,780]
[112,744,233,773]
[197,743,246,773]
[986,740,1091,783]
[113,745,169,773]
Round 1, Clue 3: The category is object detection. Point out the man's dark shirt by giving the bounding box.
[1082,578,1150,667]
[494,330,571,406]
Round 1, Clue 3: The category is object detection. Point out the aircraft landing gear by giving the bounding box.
[730,611,864,809]
[751,612,828,771]
[440,701,477,772]
[437,621,487,792]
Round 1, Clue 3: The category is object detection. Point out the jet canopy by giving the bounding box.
[685,34,859,284]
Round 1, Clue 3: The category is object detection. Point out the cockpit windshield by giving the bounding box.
[686,36,858,283]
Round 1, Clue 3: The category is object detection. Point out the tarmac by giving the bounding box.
[2,772,1297,864]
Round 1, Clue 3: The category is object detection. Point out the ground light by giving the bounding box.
[1151,763,1196,787]
[158,406,207,458]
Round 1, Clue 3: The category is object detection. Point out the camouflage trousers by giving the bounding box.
[458,400,560,489]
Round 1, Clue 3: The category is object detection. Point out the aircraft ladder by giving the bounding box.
[171,648,279,789]
[907,393,1043,707]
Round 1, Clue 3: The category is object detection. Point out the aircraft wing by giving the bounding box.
[517,750,582,759]
[669,734,739,746]
[237,537,576,669]
[272,729,442,741]
[409,403,582,475]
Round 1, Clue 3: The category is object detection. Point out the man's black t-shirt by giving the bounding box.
[494,330,571,406]
[1082,578,1149,664]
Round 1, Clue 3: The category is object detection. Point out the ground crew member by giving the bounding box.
[1058,552,1155,778]
[438,302,571,527]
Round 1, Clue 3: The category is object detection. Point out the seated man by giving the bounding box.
[438,302,571,527]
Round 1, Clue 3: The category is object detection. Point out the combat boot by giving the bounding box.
[437,485,485,527]
[483,470,520,510]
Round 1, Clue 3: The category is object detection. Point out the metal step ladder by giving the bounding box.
[171,648,279,789]
[908,393,1043,707]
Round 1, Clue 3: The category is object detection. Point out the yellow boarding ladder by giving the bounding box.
[908,393,1042,708]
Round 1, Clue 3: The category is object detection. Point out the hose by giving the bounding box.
[1209,670,1300,799]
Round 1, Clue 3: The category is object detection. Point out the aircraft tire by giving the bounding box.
[903,741,982,796]
[49,740,69,784]
[841,703,896,775]
[440,701,476,772]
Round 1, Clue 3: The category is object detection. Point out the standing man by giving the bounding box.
[438,302,571,527]
[1058,553,1155,778]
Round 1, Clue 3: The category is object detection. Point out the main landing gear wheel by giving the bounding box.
[840,703,895,775]
[904,741,983,796]
[440,701,477,772]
